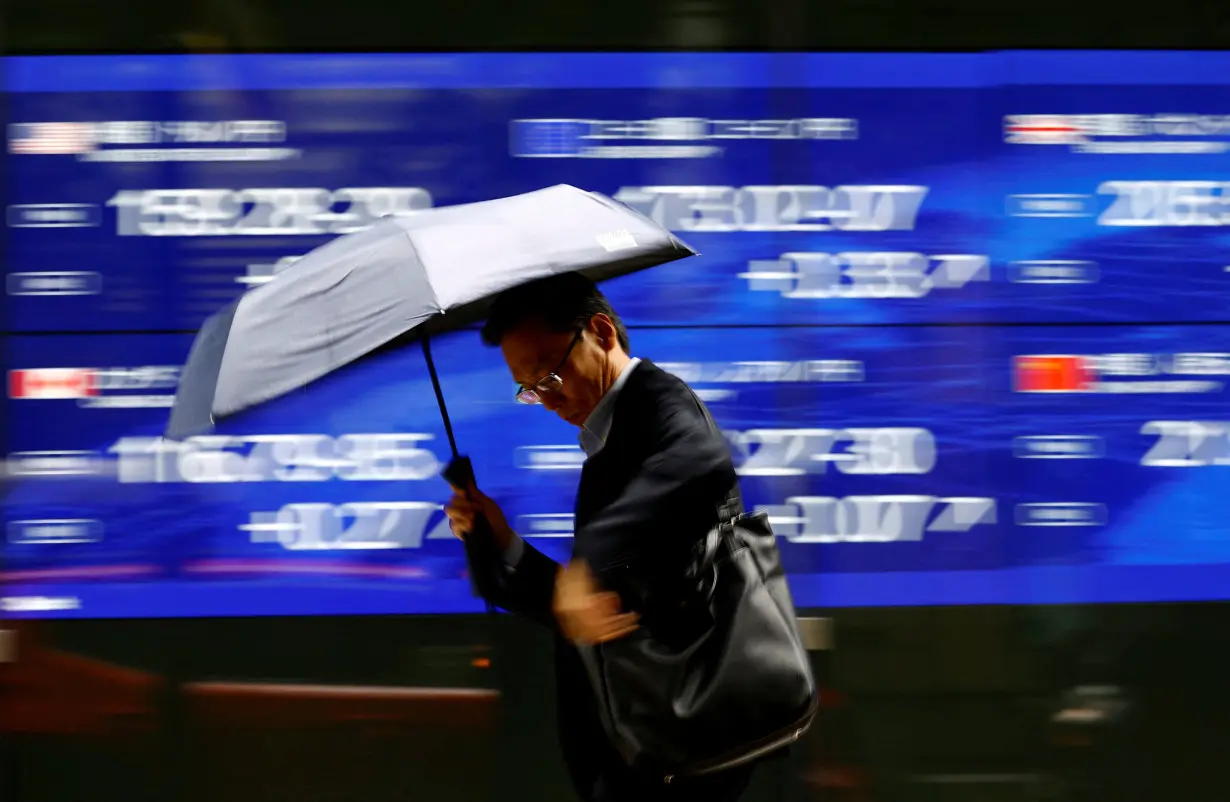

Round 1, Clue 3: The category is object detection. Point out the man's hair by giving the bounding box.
[481,272,631,352]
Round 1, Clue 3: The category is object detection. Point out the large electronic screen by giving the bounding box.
[5,51,1230,617]
[7,325,1230,616]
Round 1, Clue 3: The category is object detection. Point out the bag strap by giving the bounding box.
[678,389,745,589]
[688,387,745,528]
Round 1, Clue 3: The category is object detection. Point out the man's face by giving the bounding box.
[500,319,610,427]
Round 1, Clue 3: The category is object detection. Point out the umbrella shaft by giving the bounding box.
[421,337,460,459]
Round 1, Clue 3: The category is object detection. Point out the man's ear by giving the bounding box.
[589,313,618,350]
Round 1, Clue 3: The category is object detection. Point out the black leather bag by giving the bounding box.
[577,487,819,783]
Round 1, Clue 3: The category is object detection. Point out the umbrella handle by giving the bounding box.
[443,455,505,607]
[441,455,476,490]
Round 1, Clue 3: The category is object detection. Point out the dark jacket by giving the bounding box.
[488,360,740,799]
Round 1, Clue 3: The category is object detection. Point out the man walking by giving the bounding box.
[445,272,757,802]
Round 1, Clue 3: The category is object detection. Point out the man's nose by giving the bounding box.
[540,393,562,411]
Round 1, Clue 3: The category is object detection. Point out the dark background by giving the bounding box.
[5,2,1230,802]
[5,0,1230,52]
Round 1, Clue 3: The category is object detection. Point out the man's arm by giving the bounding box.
[571,392,732,573]
[444,482,560,631]
[490,536,560,631]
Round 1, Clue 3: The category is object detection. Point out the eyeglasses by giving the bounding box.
[515,329,583,405]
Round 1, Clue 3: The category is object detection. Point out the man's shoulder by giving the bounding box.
[618,360,711,427]
[622,360,695,408]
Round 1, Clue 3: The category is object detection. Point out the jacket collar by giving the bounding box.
[578,357,642,457]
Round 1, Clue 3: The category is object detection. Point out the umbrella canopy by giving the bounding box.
[165,184,696,441]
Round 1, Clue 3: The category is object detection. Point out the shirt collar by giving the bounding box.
[579,357,641,457]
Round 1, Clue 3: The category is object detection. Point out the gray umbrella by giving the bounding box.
[165,184,696,604]
[165,183,697,445]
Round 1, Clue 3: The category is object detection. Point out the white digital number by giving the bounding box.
[762,496,996,543]
[727,428,937,476]
[244,502,451,551]
[333,434,441,481]
[107,187,433,237]
[108,433,441,484]
[1097,181,1230,227]
[108,437,180,483]
[612,185,928,232]
[742,252,988,299]
[1140,421,1230,467]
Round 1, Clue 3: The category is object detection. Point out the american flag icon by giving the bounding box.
[8,122,96,155]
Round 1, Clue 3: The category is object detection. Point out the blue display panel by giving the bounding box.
[9,51,1230,332]
[3,333,475,616]
[1,80,984,331]
[6,324,1230,617]
[7,51,1230,618]
[996,81,1230,323]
